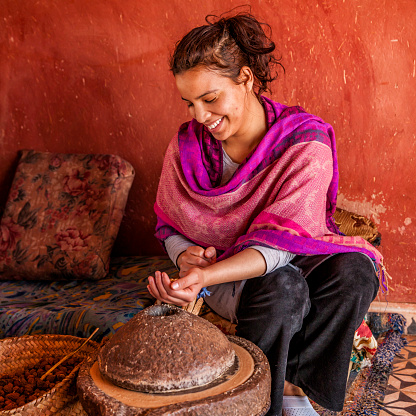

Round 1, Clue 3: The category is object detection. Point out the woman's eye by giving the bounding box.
[206,97,217,103]
[186,102,193,108]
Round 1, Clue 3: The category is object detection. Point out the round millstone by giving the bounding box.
[97,304,236,393]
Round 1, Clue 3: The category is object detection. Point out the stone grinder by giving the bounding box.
[77,304,271,415]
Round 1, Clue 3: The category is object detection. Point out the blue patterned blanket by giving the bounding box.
[0,256,178,341]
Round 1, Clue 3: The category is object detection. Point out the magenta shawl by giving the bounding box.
[154,97,387,291]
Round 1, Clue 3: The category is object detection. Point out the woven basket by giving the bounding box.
[0,334,99,415]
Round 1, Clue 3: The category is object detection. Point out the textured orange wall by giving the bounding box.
[0,0,415,302]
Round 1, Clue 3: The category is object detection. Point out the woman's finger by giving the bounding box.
[148,271,200,305]
[162,273,195,301]
[181,252,212,269]
[170,273,199,291]
[148,274,162,298]
[188,246,205,258]
[154,273,190,304]
[149,278,182,305]
[205,246,217,263]
[155,271,172,299]
[147,283,156,299]
[166,288,197,303]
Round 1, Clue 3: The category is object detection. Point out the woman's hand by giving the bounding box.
[147,246,215,307]
[147,267,207,307]
[177,246,216,278]
[147,247,267,307]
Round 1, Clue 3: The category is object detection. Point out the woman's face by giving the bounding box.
[175,66,254,143]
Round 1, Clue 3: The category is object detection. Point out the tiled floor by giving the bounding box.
[381,335,416,416]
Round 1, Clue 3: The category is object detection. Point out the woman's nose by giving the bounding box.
[192,105,211,124]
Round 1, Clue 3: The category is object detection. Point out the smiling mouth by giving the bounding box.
[207,117,223,130]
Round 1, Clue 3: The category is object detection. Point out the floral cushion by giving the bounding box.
[0,150,135,280]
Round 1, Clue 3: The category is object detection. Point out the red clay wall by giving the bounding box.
[0,0,415,302]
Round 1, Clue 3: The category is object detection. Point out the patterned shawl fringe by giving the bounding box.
[314,313,407,416]
[374,261,391,294]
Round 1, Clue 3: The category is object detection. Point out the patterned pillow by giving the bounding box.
[0,150,135,280]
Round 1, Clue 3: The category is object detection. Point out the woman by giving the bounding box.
[148,12,383,416]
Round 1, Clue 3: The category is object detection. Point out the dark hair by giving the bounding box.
[169,10,283,97]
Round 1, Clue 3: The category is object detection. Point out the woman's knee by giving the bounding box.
[237,265,310,340]
[317,252,379,298]
[242,265,310,314]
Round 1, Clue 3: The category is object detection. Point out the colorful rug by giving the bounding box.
[313,313,408,416]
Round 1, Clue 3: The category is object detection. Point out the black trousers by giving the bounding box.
[236,253,379,416]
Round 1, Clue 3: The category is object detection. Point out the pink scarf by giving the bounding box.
[155,97,387,291]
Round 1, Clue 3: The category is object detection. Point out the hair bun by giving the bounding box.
[170,11,283,97]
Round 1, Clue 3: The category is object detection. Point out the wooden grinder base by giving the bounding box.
[77,335,271,416]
